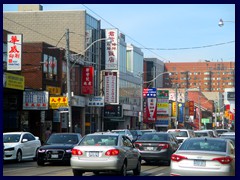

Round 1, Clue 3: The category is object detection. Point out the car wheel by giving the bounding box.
[37,159,45,166]
[119,162,127,176]
[72,169,83,176]
[133,159,141,175]
[16,150,22,163]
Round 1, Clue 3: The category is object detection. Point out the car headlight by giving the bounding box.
[5,147,15,151]
[38,149,46,153]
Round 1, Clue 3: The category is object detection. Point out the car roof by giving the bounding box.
[221,132,235,135]
[3,132,27,135]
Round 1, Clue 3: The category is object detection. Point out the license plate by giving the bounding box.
[89,151,99,157]
[146,147,154,151]
[194,160,206,166]
[51,154,58,158]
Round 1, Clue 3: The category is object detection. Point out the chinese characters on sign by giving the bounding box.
[104,71,118,104]
[49,96,68,109]
[7,34,22,71]
[81,66,94,95]
[23,91,49,110]
[105,29,118,70]
[189,101,195,116]
[143,88,157,123]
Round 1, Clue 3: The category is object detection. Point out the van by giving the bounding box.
[167,129,195,144]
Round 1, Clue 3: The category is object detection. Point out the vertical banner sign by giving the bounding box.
[178,103,184,123]
[81,66,94,95]
[172,102,176,117]
[189,101,194,116]
[7,34,22,71]
[143,88,157,123]
[104,71,117,104]
[157,90,169,115]
[105,29,118,70]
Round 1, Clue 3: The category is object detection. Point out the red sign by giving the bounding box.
[81,66,94,95]
[189,101,194,116]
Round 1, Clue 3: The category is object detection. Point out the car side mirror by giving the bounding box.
[22,139,28,143]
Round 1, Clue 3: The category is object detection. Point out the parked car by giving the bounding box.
[71,132,141,176]
[170,137,235,176]
[139,129,156,135]
[37,133,82,166]
[203,129,218,137]
[167,129,195,144]
[194,130,212,137]
[134,132,179,165]
[130,130,142,141]
[3,132,41,162]
[111,129,134,141]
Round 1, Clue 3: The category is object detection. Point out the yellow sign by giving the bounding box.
[49,96,68,109]
[46,85,61,95]
[4,72,24,90]
[172,102,176,117]
[157,103,169,108]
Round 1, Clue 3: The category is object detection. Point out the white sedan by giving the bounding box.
[3,132,41,162]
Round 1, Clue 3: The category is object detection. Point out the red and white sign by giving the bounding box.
[105,29,118,70]
[23,91,49,110]
[7,34,22,71]
[104,71,118,104]
[81,66,94,95]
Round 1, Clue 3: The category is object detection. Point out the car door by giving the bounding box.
[122,136,138,169]
[21,134,32,157]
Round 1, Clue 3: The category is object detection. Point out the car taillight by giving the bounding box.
[105,149,120,156]
[158,143,169,149]
[71,148,83,156]
[171,154,188,162]
[134,142,142,148]
[212,156,233,164]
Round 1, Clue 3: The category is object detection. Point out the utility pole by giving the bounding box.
[65,28,72,132]
[175,84,178,129]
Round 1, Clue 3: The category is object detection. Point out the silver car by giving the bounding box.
[71,132,141,176]
[170,137,235,176]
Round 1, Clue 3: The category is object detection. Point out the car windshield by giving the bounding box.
[3,134,21,143]
[139,134,168,141]
[80,135,118,146]
[46,134,78,145]
[179,139,227,152]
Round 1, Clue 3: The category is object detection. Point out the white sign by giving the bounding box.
[7,34,22,71]
[105,29,118,70]
[71,95,85,107]
[104,71,118,104]
[88,96,105,107]
[23,91,49,110]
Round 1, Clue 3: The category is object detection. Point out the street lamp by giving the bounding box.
[139,71,170,129]
[218,18,235,27]
[65,28,112,132]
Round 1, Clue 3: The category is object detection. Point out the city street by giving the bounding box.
[3,159,170,176]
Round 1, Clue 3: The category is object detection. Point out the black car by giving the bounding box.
[37,133,82,166]
[134,132,179,165]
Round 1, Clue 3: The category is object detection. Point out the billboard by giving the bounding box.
[104,71,119,104]
[81,66,94,95]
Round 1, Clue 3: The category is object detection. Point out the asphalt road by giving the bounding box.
[3,159,171,176]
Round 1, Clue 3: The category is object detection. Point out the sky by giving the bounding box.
[3,4,235,62]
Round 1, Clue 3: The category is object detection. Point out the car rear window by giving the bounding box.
[80,135,118,146]
[169,131,188,137]
[179,139,227,152]
[139,134,168,141]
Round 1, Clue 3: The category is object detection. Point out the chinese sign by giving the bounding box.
[104,105,123,118]
[81,66,94,95]
[49,96,68,109]
[46,85,61,95]
[87,96,105,107]
[3,72,24,90]
[7,34,22,71]
[23,91,49,110]
[143,88,157,123]
[104,71,118,104]
[189,101,194,116]
[105,29,118,70]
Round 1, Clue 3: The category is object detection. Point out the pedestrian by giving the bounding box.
[45,127,51,141]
